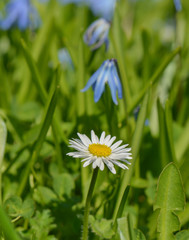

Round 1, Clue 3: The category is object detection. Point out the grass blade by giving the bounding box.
[0,205,21,240]
[128,47,181,114]
[113,92,149,222]
[17,84,59,196]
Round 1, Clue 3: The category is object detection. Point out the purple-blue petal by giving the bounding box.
[1,10,18,30]
[81,61,106,92]
[111,64,122,99]
[108,64,118,104]
[173,0,182,11]
[88,25,106,45]
[94,68,108,102]
[0,0,40,30]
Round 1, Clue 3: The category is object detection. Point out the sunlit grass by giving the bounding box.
[0,0,189,239]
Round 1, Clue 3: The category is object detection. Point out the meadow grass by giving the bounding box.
[0,0,189,239]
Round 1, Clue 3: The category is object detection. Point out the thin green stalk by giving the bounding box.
[76,35,85,118]
[17,85,59,196]
[0,206,21,240]
[113,93,149,222]
[0,118,7,204]
[113,186,130,229]
[128,47,181,114]
[82,168,98,240]
[21,39,67,169]
[0,174,2,204]
[111,7,132,109]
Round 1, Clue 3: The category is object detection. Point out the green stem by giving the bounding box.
[0,206,21,240]
[0,173,2,204]
[112,93,149,222]
[82,168,99,240]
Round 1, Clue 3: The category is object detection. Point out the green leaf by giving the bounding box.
[175,119,189,163]
[154,163,185,211]
[29,210,57,240]
[4,196,22,218]
[128,47,181,114]
[145,172,157,204]
[175,231,189,240]
[154,163,185,240]
[116,215,136,240]
[17,84,59,196]
[113,92,149,222]
[116,217,129,240]
[89,215,115,239]
[0,117,7,167]
[157,99,176,168]
[157,210,180,240]
[22,198,35,218]
[147,209,159,239]
[33,186,57,205]
[0,205,22,240]
[178,203,189,226]
[111,5,131,108]
[131,178,148,188]
[21,39,47,102]
[52,173,75,198]
[4,196,34,219]
[134,229,146,240]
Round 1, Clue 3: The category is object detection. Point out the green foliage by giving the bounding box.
[0,117,7,167]
[52,173,75,198]
[0,0,189,239]
[116,216,146,240]
[154,163,185,240]
[89,215,115,239]
[27,210,57,240]
[175,231,189,240]
[33,186,57,205]
[4,196,34,219]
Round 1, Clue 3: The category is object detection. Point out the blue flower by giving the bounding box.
[173,0,182,11]
[83,18,110,51]
[58,48,73,69]
[58,0,86,5]
[81,59,122,105]
[89,0,117,21]
[0,0,40,30]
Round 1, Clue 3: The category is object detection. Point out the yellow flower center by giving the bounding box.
[88,143,111,157]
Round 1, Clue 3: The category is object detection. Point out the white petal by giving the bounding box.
[77,133,91,146]
[96,158,102,167]
[67,152,89,158]
[119,159,131,165]
[99,131,106,144]
[112,145,129,152]
[110,160,128,169]
[113,150,132,155]
[81,156,93,162]
[106,136,116,147]
[69,145,88,152]
[70,139,87,150]
[114,147,131,153]
[83,159,93,167]
[111,140,123,150]
[92,160,97,169]
[99,160,104,171]
[104,159,116,174]
[91,130,99,143]
[110,153,132,160]
[103,135,111,144]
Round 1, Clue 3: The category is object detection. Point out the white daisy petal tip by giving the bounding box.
[67,130,132,174]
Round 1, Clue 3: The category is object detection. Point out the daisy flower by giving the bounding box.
[67,130,132,174]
